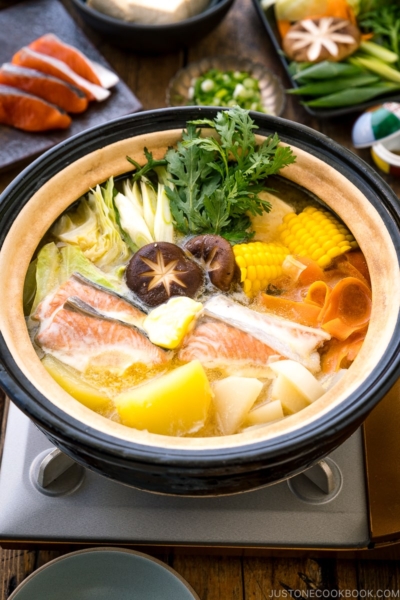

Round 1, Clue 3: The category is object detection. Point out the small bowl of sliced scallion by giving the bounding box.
[167,56,285,116]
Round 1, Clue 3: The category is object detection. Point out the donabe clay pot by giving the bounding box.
[0,107,399,496]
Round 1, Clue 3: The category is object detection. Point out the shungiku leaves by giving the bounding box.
[164,107,296,243]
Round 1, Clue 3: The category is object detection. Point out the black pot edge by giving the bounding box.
[0,107,399,471]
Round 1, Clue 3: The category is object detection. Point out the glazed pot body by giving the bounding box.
[0,107,399,496]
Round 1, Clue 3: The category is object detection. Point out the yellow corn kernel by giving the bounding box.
[311,248,325,260]
[243,280,252,295]
[235,255,246,268]
[247,265,257,281]
[317,255,331,268]
[243,253,253,266]
[240,268,247,282]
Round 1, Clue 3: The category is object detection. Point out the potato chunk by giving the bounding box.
[42,354,112,412]
[115,360,212,436]
[213,377,263,435]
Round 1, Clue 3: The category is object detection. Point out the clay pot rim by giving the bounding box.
[0,107,399,465]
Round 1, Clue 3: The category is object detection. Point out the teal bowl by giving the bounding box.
[9,548,199,600]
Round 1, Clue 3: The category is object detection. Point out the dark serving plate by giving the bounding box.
[71,0,235,53]
[250,0,400,119]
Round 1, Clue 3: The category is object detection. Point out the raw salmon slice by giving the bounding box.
[179,319,279,368]
[34,273,146,328]
[36,305,169,373]
[0,84,71,131]
[12,48,110,101]
[0,64,88,113]
[29,34,119,89]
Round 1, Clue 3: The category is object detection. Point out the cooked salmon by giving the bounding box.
[36,305,168,373]
[0,84,71,131]
[179,319,279,368]
[0,64,88,113]
[34,274,146,328]
[29,34,119,89]
[12,48,110,101]
[204,295,331,372]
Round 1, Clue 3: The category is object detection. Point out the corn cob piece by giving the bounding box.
[277,206,357,268]
[233,241,289,297]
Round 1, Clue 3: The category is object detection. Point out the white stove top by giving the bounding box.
[0,403,369,549]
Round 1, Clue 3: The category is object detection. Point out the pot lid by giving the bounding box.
[352,102,400,148]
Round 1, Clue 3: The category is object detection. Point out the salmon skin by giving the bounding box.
[34,273,146,329]
[0,63,88,114]
[36,304,169,373]
[29,34,119,89]
[12,47,110,102]
[179,319,279,368]
[0,84,71,131]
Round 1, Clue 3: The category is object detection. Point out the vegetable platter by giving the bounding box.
[251,0,400,118]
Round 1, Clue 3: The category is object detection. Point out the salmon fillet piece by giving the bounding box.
[0,64,88,114]
[12,47,110,101]
[0,84,71,131]
[28,34,118,89]
[36,306,168,372]
[34,274,145,329]
[179,319,278,368]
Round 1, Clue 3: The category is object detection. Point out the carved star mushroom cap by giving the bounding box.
[283,18,361,63]
[126,242,204,307]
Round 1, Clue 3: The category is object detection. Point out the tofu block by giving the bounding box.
[42,354,112,412]
[213,377,263,435]
[88,0,210,25]
[115,360,212,436]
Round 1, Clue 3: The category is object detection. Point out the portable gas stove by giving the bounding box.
[0,380,399,553]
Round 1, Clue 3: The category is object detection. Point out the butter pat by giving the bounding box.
[143,296,203,349]
[87,0,210,24]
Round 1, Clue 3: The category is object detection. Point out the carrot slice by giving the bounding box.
[258,293,321,327]
[297,257,326,286]
[343,251,370,286]
[321,331,366,373]
[304,281,331,309]
[277,20,291,38]
[321,277,372,341]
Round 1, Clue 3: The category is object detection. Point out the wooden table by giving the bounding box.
[1,0,400,597]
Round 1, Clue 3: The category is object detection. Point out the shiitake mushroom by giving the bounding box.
[126,242,203,307]
[184,234,238,292]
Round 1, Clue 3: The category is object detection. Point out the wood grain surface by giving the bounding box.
[1,0,400,598]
